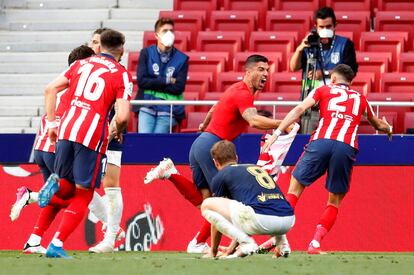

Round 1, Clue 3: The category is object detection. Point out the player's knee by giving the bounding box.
[200,197,213,213]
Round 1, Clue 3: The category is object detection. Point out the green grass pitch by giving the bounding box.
[0,251,413,275]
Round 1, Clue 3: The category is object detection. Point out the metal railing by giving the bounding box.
[131,100,414,133]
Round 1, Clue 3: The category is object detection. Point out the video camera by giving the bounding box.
[307,29,320,48]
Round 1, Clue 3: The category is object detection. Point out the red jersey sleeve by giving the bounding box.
[310,86,324,102]
[63,61,77,80]
[236,92,254,115]
[114,70,133,101]
[364,97,375,119]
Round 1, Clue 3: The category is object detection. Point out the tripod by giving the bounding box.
[300,46,326,134]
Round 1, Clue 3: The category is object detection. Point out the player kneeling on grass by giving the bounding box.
[201,140,295,259]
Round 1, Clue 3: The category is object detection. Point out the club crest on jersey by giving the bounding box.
[152,63,159,75]
[331,52,340,64]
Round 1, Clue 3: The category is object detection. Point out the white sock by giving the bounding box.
[202,210,253,244]
[88,192,107,224]
[29,192,38,203]
[27,234,41,246]
[103,187,123,245]
[275,234,289,246]
[51,237,63,247]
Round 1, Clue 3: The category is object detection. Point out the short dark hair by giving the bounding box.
[68,45,95,65]
[100,29,125,52]
[244,54,268,70]
[93,28,109,35]
[314,7,337,25]
[211,140,237,166]
[332,64,355,82]
[154,17,175,32]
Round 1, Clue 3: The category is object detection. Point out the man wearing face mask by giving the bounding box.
[134,17,189,133]
[290,6,358,86]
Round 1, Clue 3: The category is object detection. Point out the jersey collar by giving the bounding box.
[99,53,116,61]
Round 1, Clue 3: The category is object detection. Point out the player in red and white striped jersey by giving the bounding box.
[262,64,392,255]
[39,29,131,258]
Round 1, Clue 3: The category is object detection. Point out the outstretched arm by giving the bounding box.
[242,107,281,130]
[367,115,393,140]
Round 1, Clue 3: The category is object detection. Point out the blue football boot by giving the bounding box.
[46,243,72,259]
[38,173,60,208]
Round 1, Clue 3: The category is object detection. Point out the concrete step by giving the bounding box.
[31,116,41,128]
[0,128,24,133]
[103,19,154,31]
[23,127,38,134]
[9,20,102,31]
[118,0,173,9]
[0,106,40,116]
[25,0,117,9]
[0,74,57,84]
[110,9,160,20]
[0,86,44,96]
[4,9,109,21]
[0,30,91,43]
[0,51,68,63]
[0,116,31,127]
[0,95,44,106]
[0,62,66,73]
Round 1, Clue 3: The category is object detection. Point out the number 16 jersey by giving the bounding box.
[59,55,132,154]
[309,83,375,150]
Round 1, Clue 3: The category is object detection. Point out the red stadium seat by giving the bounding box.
[359,111,398,134]
[351,72,375,96]
[180,112,208,133]
[335,11,370,47]
[356,52,392,92]
[399,53,414,72]
[184,72,213,100]
[380,73,414,93]
[196,92,223,111]
[335,31,354,42]
[233,51,282,74]
[256,92,299,113]
[127,51,139,78]
[377,0,414,11]
[222,0,268,29]
[325,0,371,13]
[249,32,297,71]
[375,11,414,50]
[159,10,206,47]
[186,51,229,90]
[216,72,245,92]
[360,32,408,71]
[270,0,320,11]
[404,112,414,134]
[128,112,138,133]
[210,11,258,44]
[143,31,191,52]
[173,0,218,22]
[196,31,245,69]
[265,11,312,40]
[183,92,199,113]
[270,72,301,93]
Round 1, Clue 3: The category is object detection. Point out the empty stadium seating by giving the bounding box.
[377,0,414,11]
[380,73,414,93]
[127,51,140,78]
[356,52,392,92]
[173,0,218,21]
[255,92,298,113]
[404,112,414,134]
[351,72,375,96]
[376,11,414,51]
[399,53,414,72]
[270,72,302,93]
[360,32,408,71]
[180,111,208,133]
[335,11,370,48]
[184,72,213,100]
[233,52,282,73]
[270,0,320,11]
[210,11,258,43]
[159,10,206,46]
[265,11,312,40]
[222,0,268,28]
[325,0,371,13]
[216,71,245,92]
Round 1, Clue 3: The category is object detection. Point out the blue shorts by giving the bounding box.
[34,150,55,181]
[54,140,107,189]
[292,139,356,194]
[189,132,221,190]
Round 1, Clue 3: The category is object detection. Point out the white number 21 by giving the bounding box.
[328,88,360,116]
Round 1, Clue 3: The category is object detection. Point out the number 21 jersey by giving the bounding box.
[310,83,375,149]
[59,55,132,154]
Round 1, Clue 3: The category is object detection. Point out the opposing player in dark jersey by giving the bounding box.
[263,64,392,254]
[39,29,132,258]
[144,55,288,253]
[201,140,295,258]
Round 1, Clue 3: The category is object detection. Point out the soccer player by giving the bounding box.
[87,27,126,253]
[145,55,287,253]
[39,29,132,258]
[201,140,295,258]
[262,64,393,254]
[9,45,96,254]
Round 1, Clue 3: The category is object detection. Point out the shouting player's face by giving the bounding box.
[249,62,269,92]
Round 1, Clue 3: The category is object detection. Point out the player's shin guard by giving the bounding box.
[202,210,253,245]
[54,188,94,243]
[169,174,203,207]
[32,205,60,237]
[195,219,211,244]
[103,187,123,245]
[285,193,299,210]
[312,205,339,243]
[88,191,107,224]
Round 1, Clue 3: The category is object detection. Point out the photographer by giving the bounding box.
[289,7,358,86]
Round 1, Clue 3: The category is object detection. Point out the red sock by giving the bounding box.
[286,193,299,209]
[49,196,71,208]
[318,205,339,231]
[56,179,75,199]
[169,174,203,207]
[33,205,60,237]
[312,225,328,244]
[54,188,94,242]
[195,219,211,244]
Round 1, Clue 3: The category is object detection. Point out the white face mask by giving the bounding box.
[318,28,334,38]
[159,31,175,47]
